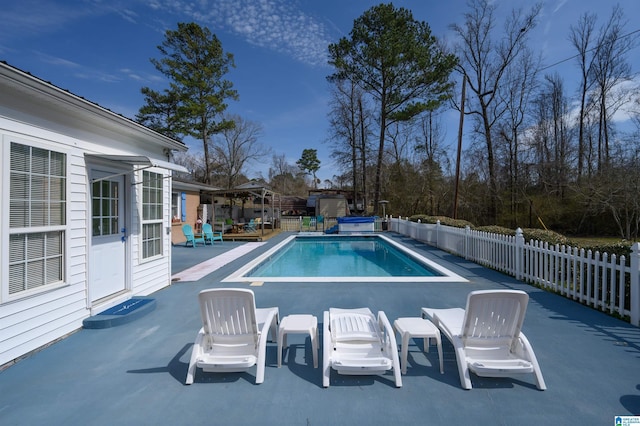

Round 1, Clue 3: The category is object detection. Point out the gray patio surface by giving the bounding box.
[1,232,639,425]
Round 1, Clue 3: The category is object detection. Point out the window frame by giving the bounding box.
[140,170,164,261]
[2,135,69,302]
[170,191,187,223]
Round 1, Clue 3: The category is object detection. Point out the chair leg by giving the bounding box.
[452,336,472,390]
[435,333,444,374]
[400,332,410,375]
[311,324,318,368]
[185,330,204,385]
[519,334,547,390]
[322,311,331,387]
[256,328,269,385]
[278,328,285,368]
[378,311,402,388]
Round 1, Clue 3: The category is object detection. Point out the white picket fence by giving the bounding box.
[390,217,640,326]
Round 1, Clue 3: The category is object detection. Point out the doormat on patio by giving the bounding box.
[82,297,156,329]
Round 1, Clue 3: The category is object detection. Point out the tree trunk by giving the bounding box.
[358,98,367,214]
[373,111,385,215]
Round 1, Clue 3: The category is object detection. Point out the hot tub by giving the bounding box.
[337,216,375,233]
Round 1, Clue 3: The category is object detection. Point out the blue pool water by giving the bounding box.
[246,236,440,278]
[224,234,467,282]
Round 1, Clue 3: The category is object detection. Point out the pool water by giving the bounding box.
[223,234,467,283]
[248,236,438,277]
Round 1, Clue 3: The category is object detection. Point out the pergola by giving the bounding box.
[206,181,280,236]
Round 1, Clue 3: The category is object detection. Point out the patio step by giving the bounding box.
[82,297,156,329]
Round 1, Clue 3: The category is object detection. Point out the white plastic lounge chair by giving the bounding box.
[185,288,279,385]
[422,290,546,390]
[323,307,402,388]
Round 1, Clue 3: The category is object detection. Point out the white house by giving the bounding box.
[0,62,188,367]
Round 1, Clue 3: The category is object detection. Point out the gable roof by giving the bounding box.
[0,61,187,153]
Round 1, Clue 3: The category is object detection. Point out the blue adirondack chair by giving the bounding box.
[182,224,205,247]
[244,218,257,233]
[202,223,223,244]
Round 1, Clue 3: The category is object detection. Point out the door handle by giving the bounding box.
[121,227,127,243]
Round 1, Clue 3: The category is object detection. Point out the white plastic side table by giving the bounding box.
[393,317,444,374]
[278,314,318,368]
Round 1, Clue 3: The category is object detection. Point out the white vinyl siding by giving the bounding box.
[8,142,66,295]
[0,63,182,367]
[141,170,162,259]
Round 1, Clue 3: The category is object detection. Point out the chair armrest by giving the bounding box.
[377,311,399,349]
[256,307,279,343]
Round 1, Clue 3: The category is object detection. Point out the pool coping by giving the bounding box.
[222,233,468,283]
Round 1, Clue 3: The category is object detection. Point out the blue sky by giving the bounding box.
[2,0,640,183]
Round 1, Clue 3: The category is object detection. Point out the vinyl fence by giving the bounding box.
[389,217,640,327]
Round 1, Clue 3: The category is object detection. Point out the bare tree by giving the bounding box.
[268,153,306,196]
[415,111,450,215]
[584,143,640,239]
[327,80,372,210]
[590,5,637,170]
[209,114,270,189]
[452,0,541,222]
[569,12,597,179]
[530,74,573,196]
[494,48,540,226]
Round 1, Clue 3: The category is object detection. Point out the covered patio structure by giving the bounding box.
[205,181,281,238]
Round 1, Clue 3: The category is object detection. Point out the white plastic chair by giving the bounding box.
[422,289,546,390]
[185,288,279,385]
[323,307,402,388]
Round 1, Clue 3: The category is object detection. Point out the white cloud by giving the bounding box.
[34,51,123,84]
[147,0,334,66]
[552,0,569,14]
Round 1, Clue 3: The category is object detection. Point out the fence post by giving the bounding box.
[515,228,524,281]
[631,242,640,326]
[436,220,441,249]
[464,225,470,259]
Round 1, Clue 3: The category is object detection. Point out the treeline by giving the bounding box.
[326,1,640,239]
[136,4,640,240]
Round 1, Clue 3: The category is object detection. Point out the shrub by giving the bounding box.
[566,240,633,260]
[408,215,474,229]
[474,225,514,235]
[521,228,569,246]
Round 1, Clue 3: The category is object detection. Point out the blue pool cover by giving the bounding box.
[337,216,375,223]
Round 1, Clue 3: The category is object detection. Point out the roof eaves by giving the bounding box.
[0,61,187,152]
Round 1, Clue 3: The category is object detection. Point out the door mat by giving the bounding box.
[83,297,156,329]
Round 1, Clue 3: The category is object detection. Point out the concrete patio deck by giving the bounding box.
[1,232,638,425]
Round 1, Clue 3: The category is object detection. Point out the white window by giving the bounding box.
[141,170,163,259]
[171,191,186,223]
[92,180,120,237]
[171,192,180,222]
[8,142,66,296]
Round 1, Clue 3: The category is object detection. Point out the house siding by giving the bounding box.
[130,170,172,296]
[0,63,186,367]
[0,123,89,366]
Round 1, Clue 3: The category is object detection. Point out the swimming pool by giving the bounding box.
[223,234,467,283]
